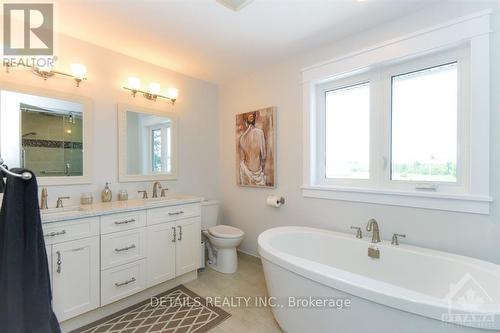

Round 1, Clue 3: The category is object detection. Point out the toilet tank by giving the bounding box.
[201,200,219,230]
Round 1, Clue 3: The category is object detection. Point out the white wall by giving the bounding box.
[0,32,219,206]
[218,2,500,264]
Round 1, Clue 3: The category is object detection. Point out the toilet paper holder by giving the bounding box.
[266,195,285,207]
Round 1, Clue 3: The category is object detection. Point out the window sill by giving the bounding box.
[301,185,492,215]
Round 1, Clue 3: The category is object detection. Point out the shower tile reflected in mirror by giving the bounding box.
[0,89,84,177]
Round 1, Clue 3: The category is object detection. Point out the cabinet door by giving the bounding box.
[146,222,176,287]
[45,245,52,290]
[52,237,99,321]
[175,217,201,276]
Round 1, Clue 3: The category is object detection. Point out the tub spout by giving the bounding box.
[366,218,381,243]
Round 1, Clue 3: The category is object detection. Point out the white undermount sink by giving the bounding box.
[143,195,194,204]
[40,206,84,216]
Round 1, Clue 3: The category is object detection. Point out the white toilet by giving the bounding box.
[201,200,244,274]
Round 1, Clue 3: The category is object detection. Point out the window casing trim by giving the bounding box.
[301,10,491,214]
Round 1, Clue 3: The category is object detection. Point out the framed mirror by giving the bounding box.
[118,104,178,182]
[0,83,92,185]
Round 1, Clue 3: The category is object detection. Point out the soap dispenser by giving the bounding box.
[101,182,112,202]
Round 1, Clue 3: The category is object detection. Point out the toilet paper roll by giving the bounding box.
[266,196,283,208]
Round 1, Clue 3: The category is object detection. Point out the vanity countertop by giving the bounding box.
[41,195,203,224]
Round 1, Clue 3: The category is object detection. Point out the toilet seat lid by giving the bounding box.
[208,225,244,239]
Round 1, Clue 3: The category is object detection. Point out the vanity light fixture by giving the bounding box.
[123,77,178,104]
[5,62,88,87]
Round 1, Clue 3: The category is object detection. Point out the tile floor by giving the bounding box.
[185,253,282,333]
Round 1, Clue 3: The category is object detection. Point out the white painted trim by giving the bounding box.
[117,104,178,182]
[301,186,492,215]
[301,9,492,81]
[302,10,492,214]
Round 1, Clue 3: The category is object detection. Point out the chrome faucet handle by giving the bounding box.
[138,190,148,199]
[350,226,363,239]
[161,188,169,197]
[56,196,70,208]
[391,233,406,246]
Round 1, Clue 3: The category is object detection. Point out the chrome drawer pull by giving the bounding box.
[172,226,176,242]
[114,244,136,252]
[44,230,66,237]
[114,218,136,225]
[168,211,184,216]
[56,251,62,274]
[178,225,182,241]
[114,277,136,287]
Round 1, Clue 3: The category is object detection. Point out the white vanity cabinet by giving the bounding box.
[145,222,176,287]
[146,206,201,288]
[45,245,52,288]
[175,217,202,276]
[42,200,201,323]
[51,237,100,321]
[43,217,100,322]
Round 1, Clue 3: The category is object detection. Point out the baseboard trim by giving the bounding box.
[60,270,197,333]
[237,249,261,264]
[237,248,259,258]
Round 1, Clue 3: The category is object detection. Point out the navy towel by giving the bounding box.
[0,169,60,333]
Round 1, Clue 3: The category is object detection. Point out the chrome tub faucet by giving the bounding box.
[366,218,381,243]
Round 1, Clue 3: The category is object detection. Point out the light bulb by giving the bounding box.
[70,63,87,79]
[149,82,161,95]
[127,77,141,91]
[167,87,179,100]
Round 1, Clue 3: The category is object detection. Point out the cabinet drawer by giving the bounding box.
[100,211,146,234]
[43,217,99,245]
[147,203,201,225]
[101,229,146,269]
[101,259,146,306]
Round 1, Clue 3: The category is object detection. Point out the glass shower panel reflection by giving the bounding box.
[21,104,83,177]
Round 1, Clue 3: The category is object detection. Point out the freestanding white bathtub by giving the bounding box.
[258,226,500,333]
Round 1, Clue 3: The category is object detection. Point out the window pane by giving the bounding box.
[152,128,162,172]
[325,83,370,179]
[166,127,171,172]
[391,63,457,182]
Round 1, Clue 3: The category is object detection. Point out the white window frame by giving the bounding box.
[147,123,171,174]
[384,48,468,193]
[302,10,492,214]
[316,74,373,187]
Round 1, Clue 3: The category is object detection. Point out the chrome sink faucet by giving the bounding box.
[366,218,381,243]
[152,181,162,198]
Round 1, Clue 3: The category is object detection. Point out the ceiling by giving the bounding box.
[53,0,442,83]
